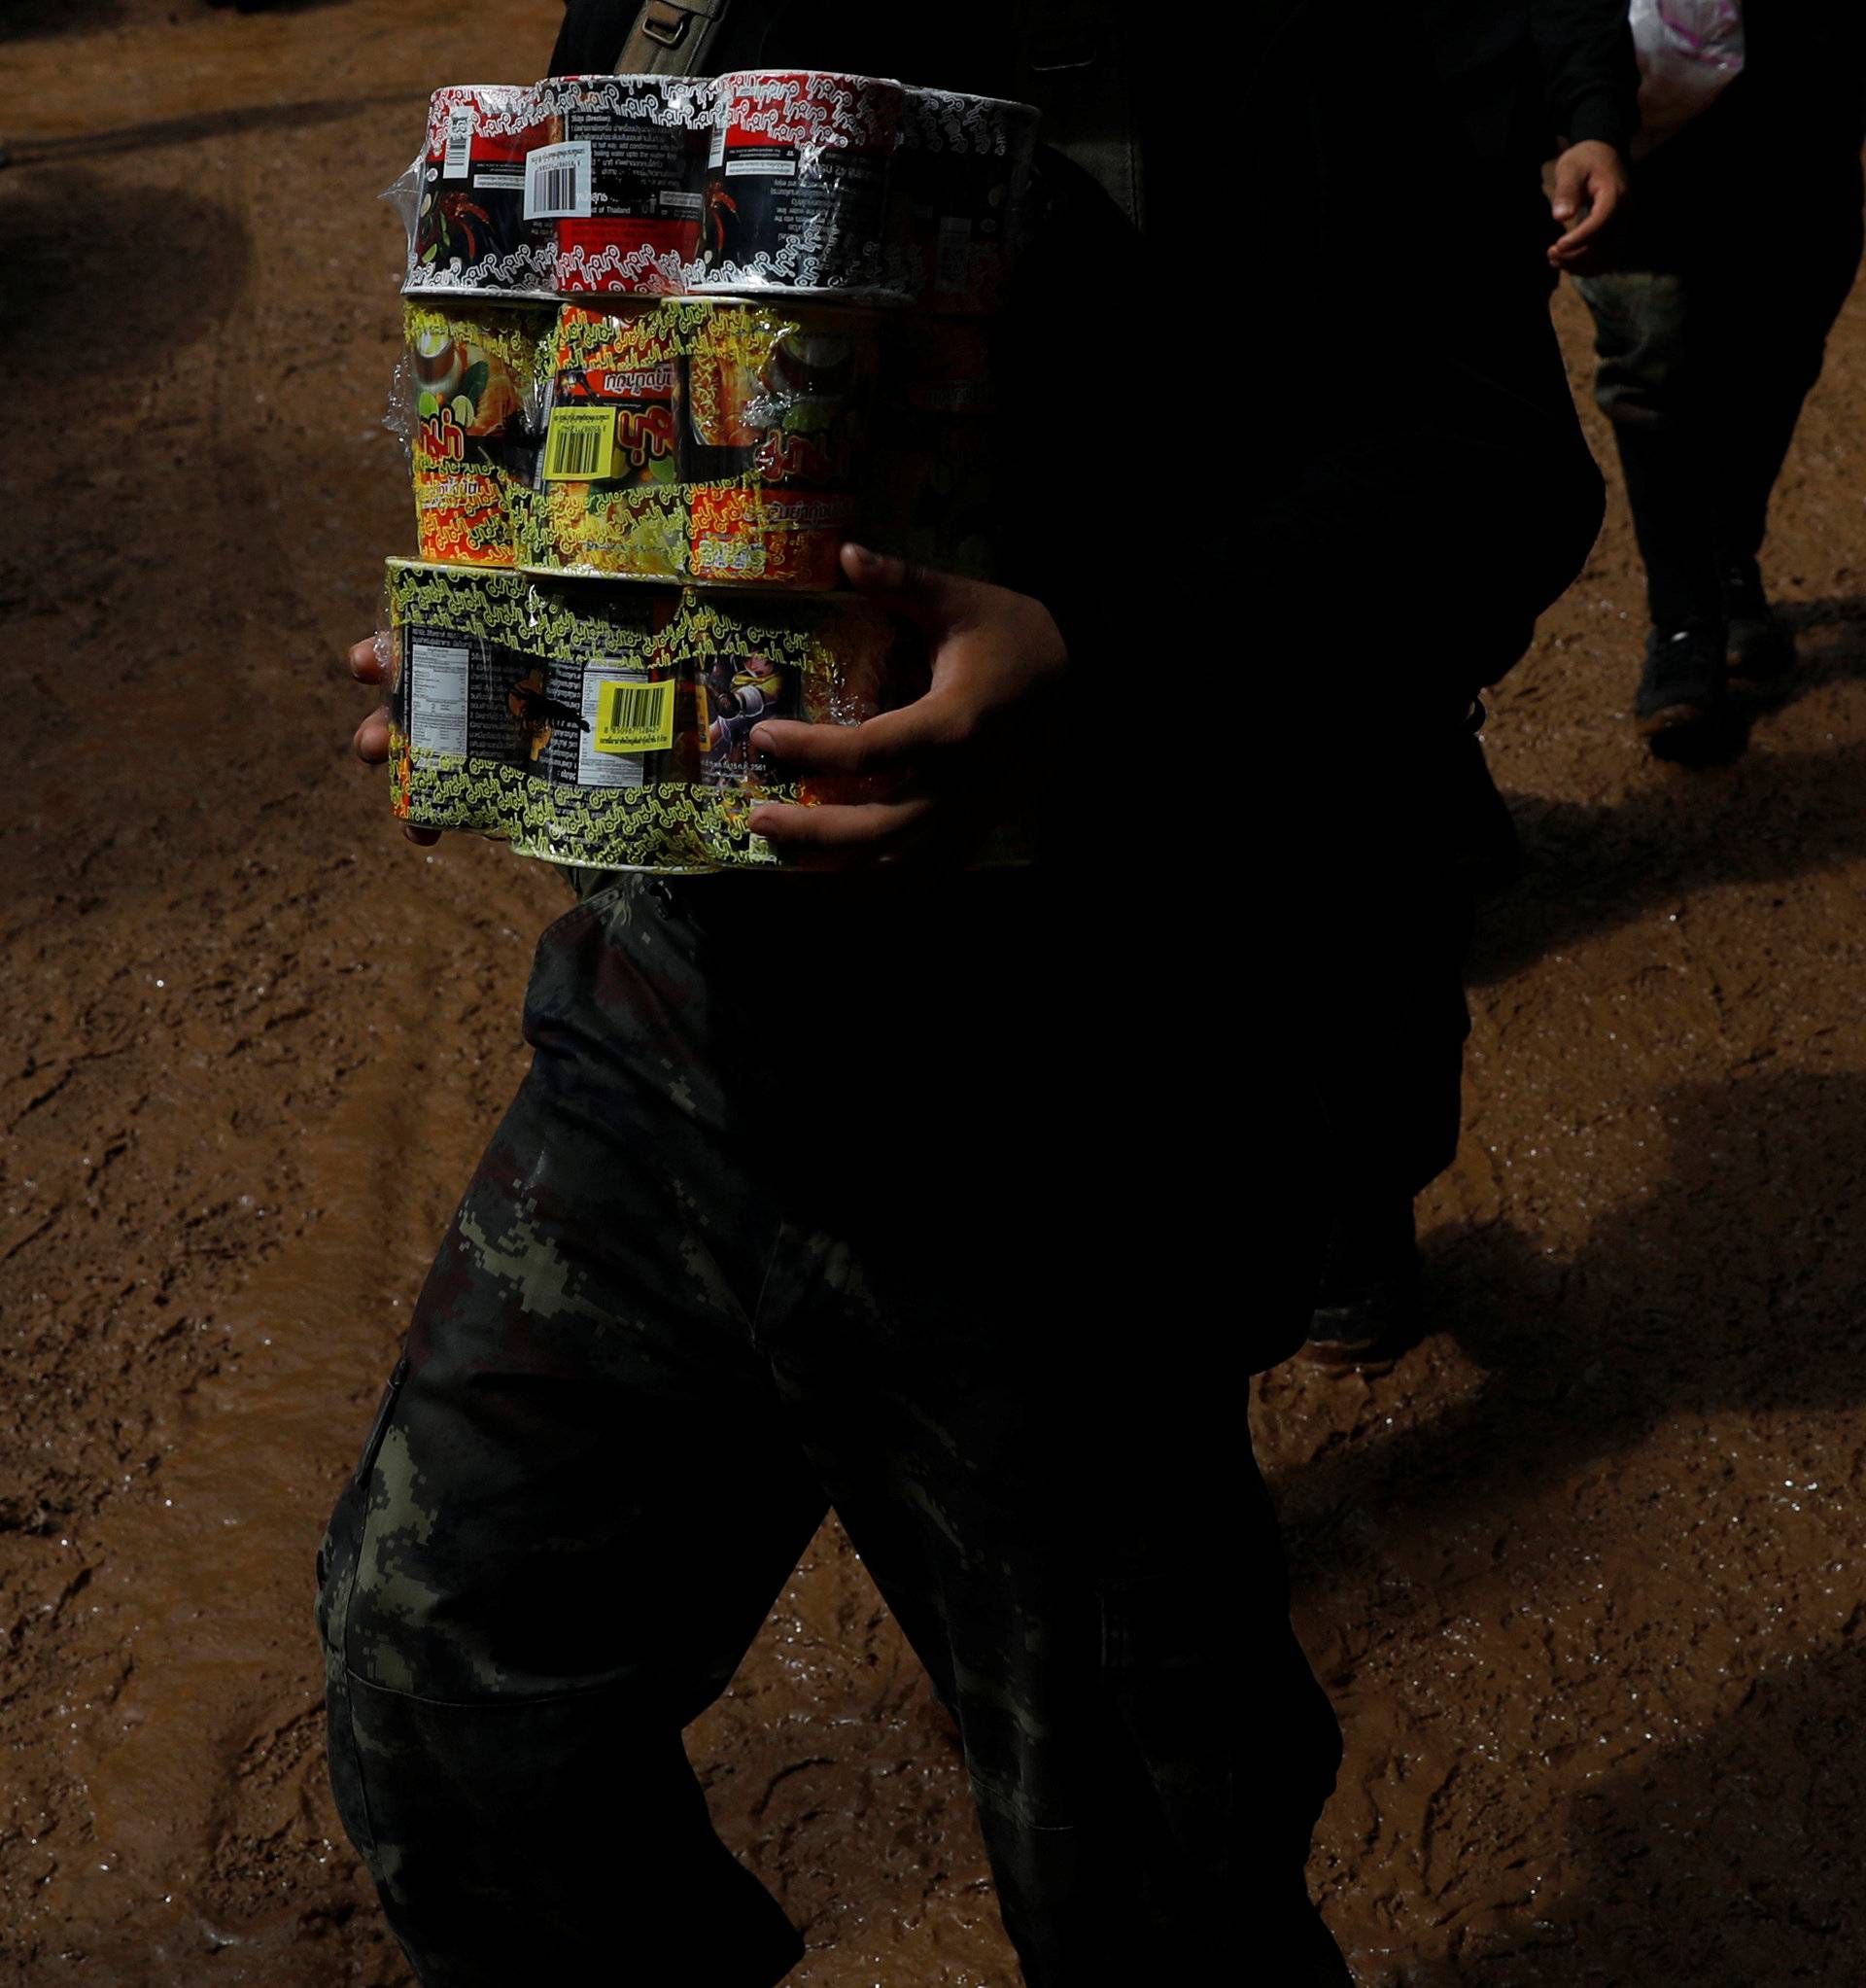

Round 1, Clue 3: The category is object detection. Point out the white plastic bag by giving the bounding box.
[1630,0,1745,154]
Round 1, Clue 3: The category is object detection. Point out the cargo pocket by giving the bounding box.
[314,1352,409,1874]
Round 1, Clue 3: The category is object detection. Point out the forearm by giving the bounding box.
[1532,0,1639,151]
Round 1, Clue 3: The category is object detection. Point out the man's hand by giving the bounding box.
[347,632,439,846]
[1547,139,1629,269]
[746,542,1067,868]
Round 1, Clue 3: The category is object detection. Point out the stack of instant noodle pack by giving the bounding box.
[382,69,1038,872]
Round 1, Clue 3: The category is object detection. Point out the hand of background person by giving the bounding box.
[348,633,440,846]
[1546,139,1630,268]
[746,543,1068,869]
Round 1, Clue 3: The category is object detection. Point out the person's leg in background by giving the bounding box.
[1577,87,1866,745]
[1704,134,1865,678]
[1573,256,1736,746]
[1302,712,1480,1368]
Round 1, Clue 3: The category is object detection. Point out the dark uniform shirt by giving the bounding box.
[1419,0,1639,165]
[554,1,1027,109]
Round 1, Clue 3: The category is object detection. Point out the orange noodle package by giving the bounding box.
[515,303,688,578]
[682,298,876,587]
[402,301,551,565]
[517,299,877,587]
[533,75,712,295]
[383,558,914,869]
[694,71,906,299]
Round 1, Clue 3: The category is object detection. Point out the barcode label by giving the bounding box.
[543,406,616,481]
[524,141,592,220]
[708,116,727,170]
[442,108,473,179]
[593,678,675,754]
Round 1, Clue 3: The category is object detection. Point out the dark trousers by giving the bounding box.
[1576,109,1865,631]
[1308,732,1480,1213]
[316,872,1348,1985]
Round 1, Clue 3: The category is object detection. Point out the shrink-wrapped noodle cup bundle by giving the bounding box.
[534,75,712,295]
[384,559,910,867]
[403,300,554,565]
[381,72,1041,871]
[889,88,1039,315]
[692,70,908,300]
[406,86,555,295]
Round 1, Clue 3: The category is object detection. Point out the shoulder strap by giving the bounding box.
[614,0,733,76]
[608,0,1145,232]
[1016,0,1144,230]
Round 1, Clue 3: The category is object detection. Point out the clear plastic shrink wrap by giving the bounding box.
[516,299,877,588]
[390,75,1037,308]
[403,86,555,294]
[533,75,712,295]
[378,72,1043,870]
[692,71,905,299]
[889,88,1039,316]
[383,559,913,870]
[400,300,553,565]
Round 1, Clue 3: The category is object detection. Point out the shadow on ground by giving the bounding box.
[5,89,426,166]
[1282,1069,1866,1580]
[1288,1069,1866,1985]
[1472,598,1866,984]
[1393,1640,1866,1988]
[1,165,251,369]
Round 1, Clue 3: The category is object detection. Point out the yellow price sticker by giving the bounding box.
[544,406,616,482]
[594,677,675,754]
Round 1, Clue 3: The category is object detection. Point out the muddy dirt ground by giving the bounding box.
[4,6,1866,1983]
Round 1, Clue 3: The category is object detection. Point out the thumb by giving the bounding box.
[840,541,976,632]
[1548,153,1585,221]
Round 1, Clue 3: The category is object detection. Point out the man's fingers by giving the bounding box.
[355,706,393,765]
[1548,156,1586,222]
[350,632,391,685]
[752,693,973,775]
[1560,186,1616,247]
[346,634,432,842]
[1550,205,1612,263]
[746,795,932,866]
[839,541,976,632]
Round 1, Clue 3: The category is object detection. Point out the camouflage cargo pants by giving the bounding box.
[315,871,1342,1985]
